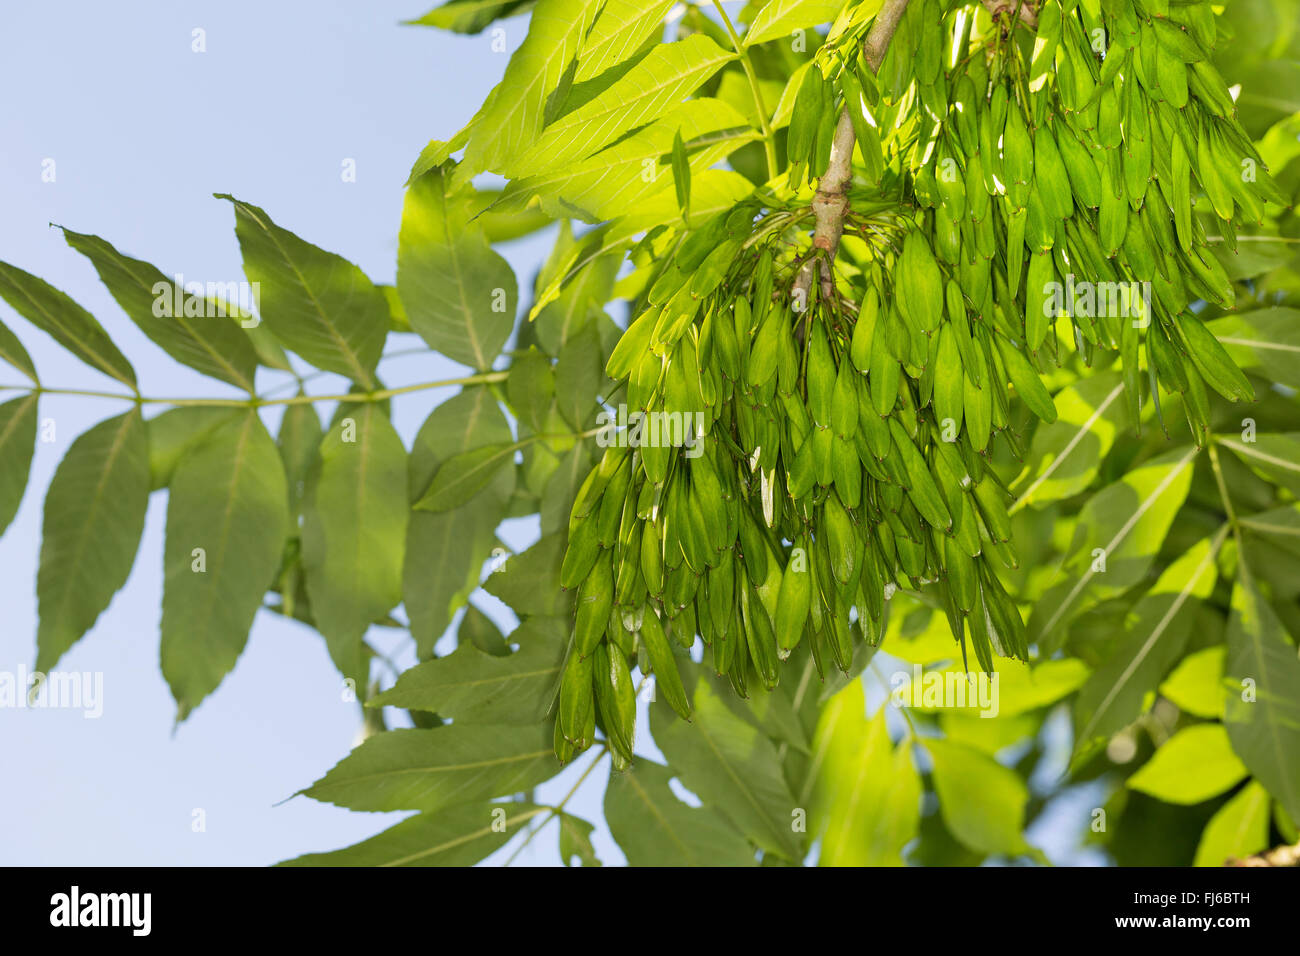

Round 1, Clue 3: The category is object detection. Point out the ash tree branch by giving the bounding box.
[792,0,913,308]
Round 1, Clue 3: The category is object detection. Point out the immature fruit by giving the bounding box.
[575,559,614,658]
[774,537,812,656]
[639,610,690,720]
[548,0,1267,760]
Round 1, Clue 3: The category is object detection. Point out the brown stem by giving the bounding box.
[791,0,913,308]
[983,0,1039,30]
[1227,841,1300,867]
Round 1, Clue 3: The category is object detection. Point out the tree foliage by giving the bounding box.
[3,0,1300,867]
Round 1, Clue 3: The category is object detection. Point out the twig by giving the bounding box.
[502,746,607,866]
[983,0,1039,30]
[1228,841,1300,867]
[791,0,913,306]
[712,1,779,181]
[0,371,509,408]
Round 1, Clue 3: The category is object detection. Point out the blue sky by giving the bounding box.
[0,0,629,866]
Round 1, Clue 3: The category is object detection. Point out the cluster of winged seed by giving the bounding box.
[553,0,1281,765]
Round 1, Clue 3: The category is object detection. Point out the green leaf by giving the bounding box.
[811,680,920,866]
[458,604,510,656]
[1193,781,1270,867]
[454,0,605,181]
[160,412,291,718]
[1012,373,1126,509]
[61,229,261,392]
[276,401,323,518]
[574,0,676,83]
[1074,530,1226,755]
[1218,433,1300,498]
[0,394,38,536]
[924,737,1035,858]
[907,658,1089,719]
[483,531,571,617]
[502,98,758,223]
[1208,308,1300,390]
[0,261,135,388]
[397,170,518,371]
[1128,723,1249,805]
[511,35,735,176]
[144,407,241,491]
[533,230,622,354]
[469,188,555,244]
[404,0,536,33]
[0,317,38,383]
[279,800,546,866]
[604,758,757,866]
[744,0,849,46]
[941,711,1041,755]
[1233,60,1300,138]
[36,411,150,671]
[405,389,514,657]
[414,442,519,513]
[405,124,473,185]
[302,405,408,686]
[650,673,803,861]
[1223,575,1300,823]
[507,347,554,433]
[1031,445,1197,650]
[1160,645,1227,720]
[672,127,691,219]
[301,724,557,812]
[220,195,386,387]
[611,168,758,238]
[370,621,565,723]
[558,812,601,867]
[540,442,594,535]
[554,320,604,430]
[1240,502,1300,547]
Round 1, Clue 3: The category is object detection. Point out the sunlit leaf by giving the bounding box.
[1193,781,1270,867]
[1074,530,1226,756]
[511,35,734,176]
[1160,645,1227,720]
[1030,445,1197,651]
[744,0,851,47]
[1128,723,1249,805]
[924,737,1034,857]
[811,680,920,866]
[397,170,518,371]
[1012,373,1126,509]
